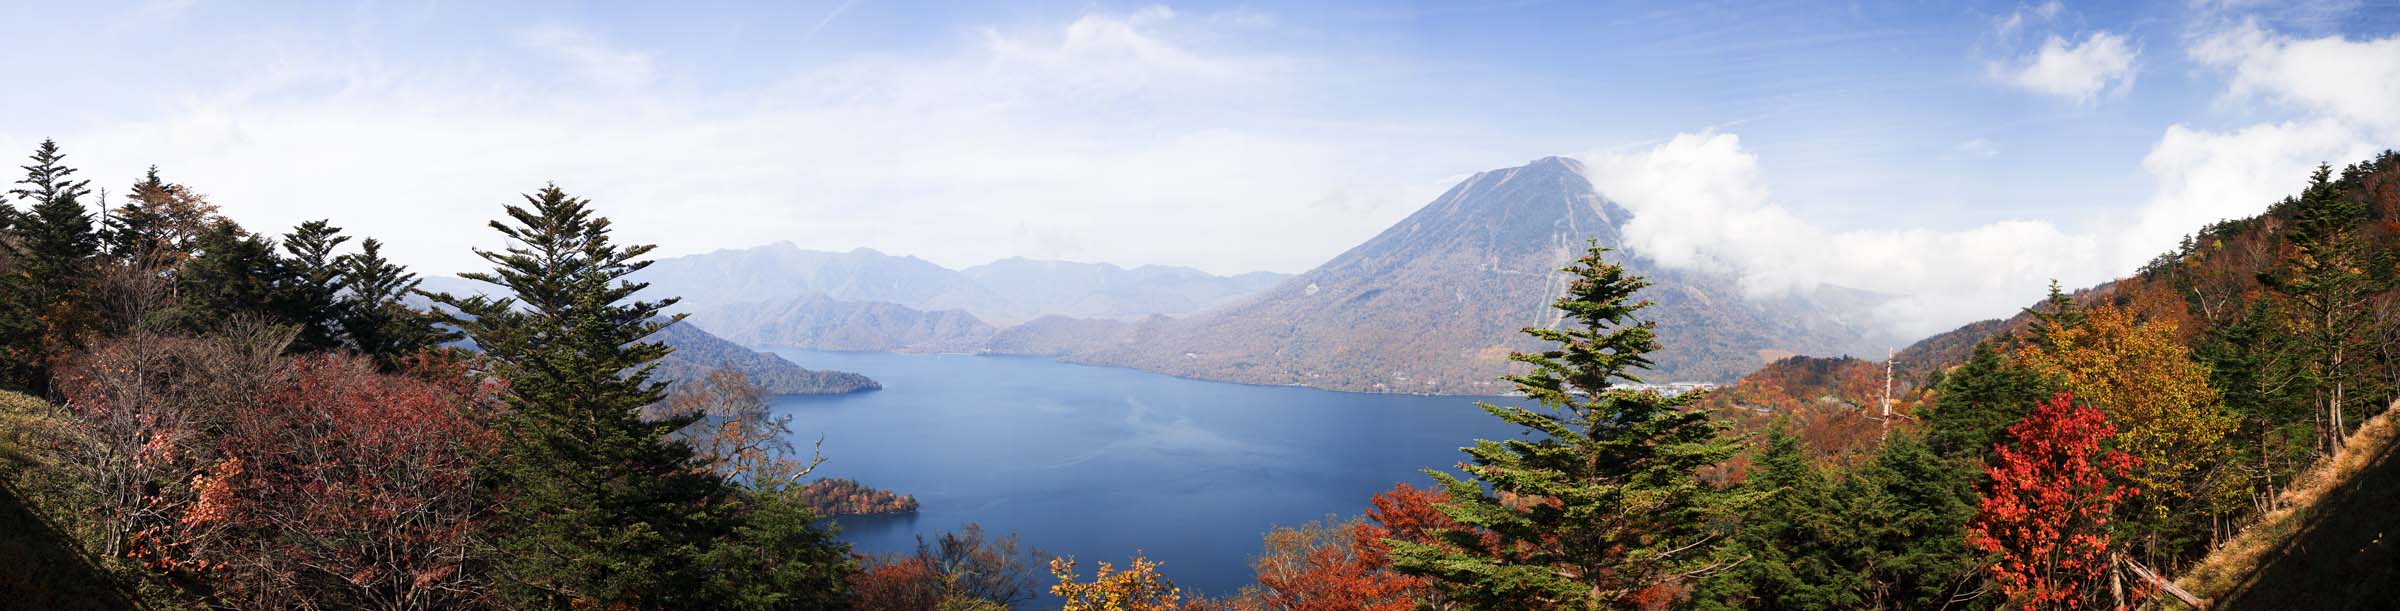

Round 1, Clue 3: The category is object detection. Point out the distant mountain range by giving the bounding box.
[464,156,1908,395]
[634,243,1288,324]
[414,276,878,395]
[993,157,1902,393]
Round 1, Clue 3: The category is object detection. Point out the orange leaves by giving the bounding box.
[1050,554,1200,611]
[1966,393,2142,610]
[1245,518,1426,611]
[792,477,918,516]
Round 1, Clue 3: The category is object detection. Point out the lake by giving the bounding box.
[763,349,1526,600]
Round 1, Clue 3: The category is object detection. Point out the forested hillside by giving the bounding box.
[1694,151,2400,609]
[0,142,866,609]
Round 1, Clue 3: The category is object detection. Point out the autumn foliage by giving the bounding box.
[794,477,920,516]
[1050,554,1206,611]
[1966,393,2142,611]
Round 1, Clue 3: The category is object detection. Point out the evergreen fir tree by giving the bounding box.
[2262,164,2385,456]
[280,219,353,352]
[103,167,173,264]
[430,185,736,608]
[1843,431,1989,610]
[171,221,291,334]
[2018,279,2083,353]
[1922,343,2051,464]
[2195,301,2314,504]
[338,238,456,368]
[1690,424,1864,610]
[1385,244,1754,610]
[9,139,99,288]
[0,247,37,392]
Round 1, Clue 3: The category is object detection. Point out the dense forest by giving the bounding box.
[2,138,2396,610]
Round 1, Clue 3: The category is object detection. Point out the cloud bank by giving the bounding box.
[1577,18,2397,339]
[1578,133,2104,338]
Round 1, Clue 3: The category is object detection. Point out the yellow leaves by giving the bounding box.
[1049,554,1192,611]
[2012,303,2235,504]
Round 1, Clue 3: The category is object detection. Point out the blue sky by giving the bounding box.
[1,0,2395,334]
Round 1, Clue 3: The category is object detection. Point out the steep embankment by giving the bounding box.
[2175,402,2400,609]
[0,391,132,611]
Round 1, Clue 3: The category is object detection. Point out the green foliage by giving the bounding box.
[1386,244,1753,610]
[1922,343,2051,465]
[695,491,858,611]
[9,139,98,295]
[277,220,352,352]
[1689,425,1863,610]
[2195,301,2317,508]
[433,184,737,608]
[0,266,40,392]
[170,221,290,334]
[1841,431,1987,610]
[2262,164,2390,456]
[337,238,456,368]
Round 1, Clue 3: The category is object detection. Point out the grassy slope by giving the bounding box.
[2174,402,2400,609]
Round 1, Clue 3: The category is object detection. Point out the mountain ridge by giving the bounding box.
[995,156,1904,393]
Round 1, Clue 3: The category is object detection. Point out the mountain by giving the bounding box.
[1003,156,1900,394]
[650,321,881,394]
[687,295,997,353]
[960,258,1287,320]
[633,244,1289,324]
[634,245,1012,319]
[414,276,878,394]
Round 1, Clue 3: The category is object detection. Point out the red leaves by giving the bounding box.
[71,346,504,609]
[1248,519,1426,611]
[1966,393,2143,611]
[1229,483,1454,611]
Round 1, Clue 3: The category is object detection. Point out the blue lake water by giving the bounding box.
[763,350,1525,600]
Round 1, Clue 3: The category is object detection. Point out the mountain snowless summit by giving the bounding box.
[998,156,1900,394]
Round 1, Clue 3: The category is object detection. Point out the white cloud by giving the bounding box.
[2191,20,2400,135]
[514,24,657,88]
[1995,32,2140,103]
[1577,133,2107,338]
[2109,21,2400,270]
[2115,120,2374,269]
[1571,20,2399,338]
[46,7,1486,279]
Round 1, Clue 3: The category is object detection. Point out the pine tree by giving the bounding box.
[2262,164,2384,457]
[1844,431,1988,610]
[1922,343,2051,464]
[103,167,172,264]
[0,245,37,391]
[1385,244,1754,610]
[171,221,291,334]
[9,139,99,288]
[2194,301,2313,510]
[1691,424,1863,610]
[430,184,736,608]
[338,238,456,368]
[279,220,353,352]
